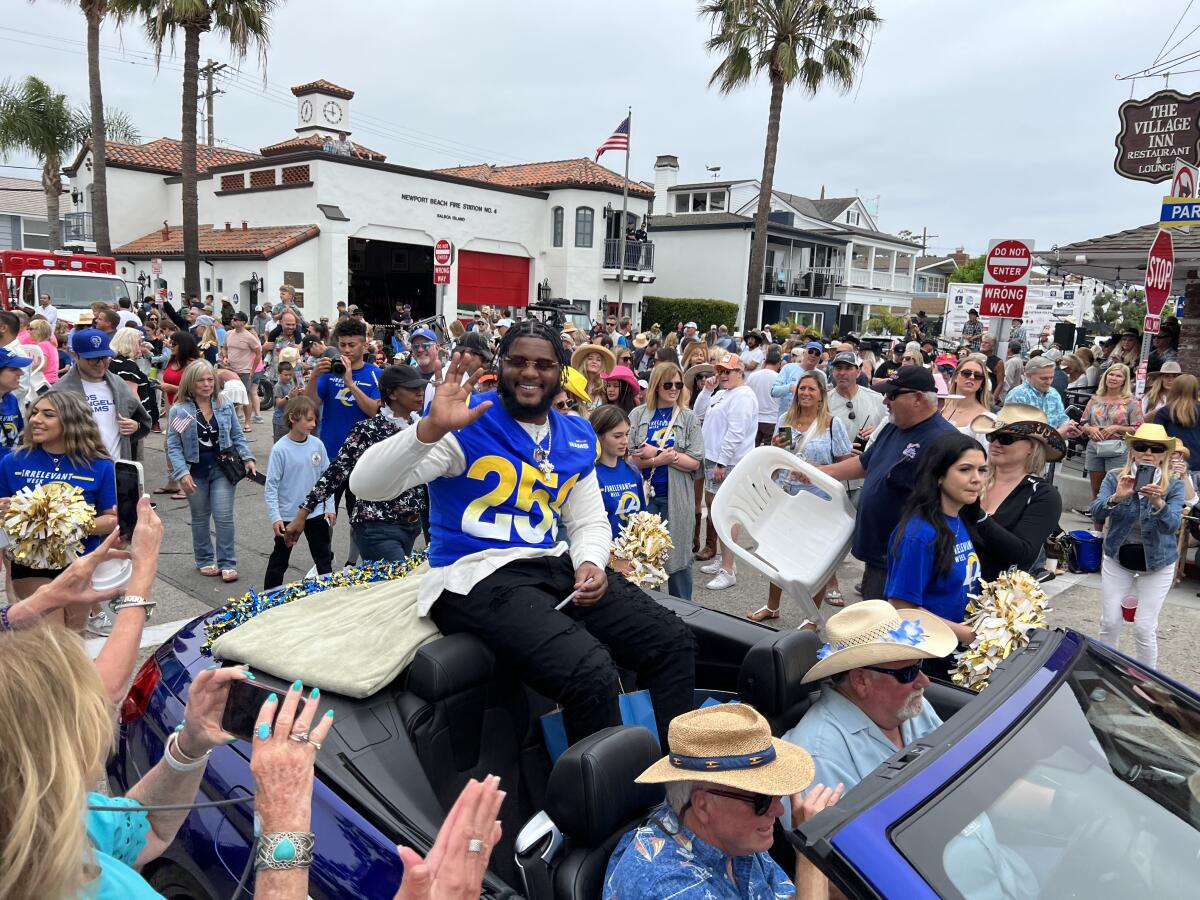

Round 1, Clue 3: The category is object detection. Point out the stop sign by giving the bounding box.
[434,239,452,266]
[1144,228,1175,317]
[985,240,1032,284]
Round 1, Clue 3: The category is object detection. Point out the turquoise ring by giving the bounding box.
[255,723,271,741]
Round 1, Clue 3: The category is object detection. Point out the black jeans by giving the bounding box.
[431,555,695,749]
[333,483,358,566]
[862,563,888,601]
[264,517,334,588]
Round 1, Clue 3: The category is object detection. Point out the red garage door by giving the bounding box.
[457,251,530,309]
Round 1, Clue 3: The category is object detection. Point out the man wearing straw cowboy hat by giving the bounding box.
[604,704,844,899]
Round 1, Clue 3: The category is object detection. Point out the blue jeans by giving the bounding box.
[187,467,237,570]
[648,495,693,601]
[353,519,422,563]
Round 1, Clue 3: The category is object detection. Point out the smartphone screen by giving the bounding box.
[115,461,145,541]
[221,676,277,742]
[1134,463,1157,493]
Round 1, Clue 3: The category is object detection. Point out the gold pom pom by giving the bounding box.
[952,569,1050,692]
[610,511,673,588]
[3,482,96,570]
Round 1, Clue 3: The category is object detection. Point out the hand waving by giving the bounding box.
[416,352,492,444]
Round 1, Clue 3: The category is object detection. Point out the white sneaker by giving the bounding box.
[86,610,113,637]
[699,559,723,575]
[706,569,737,590]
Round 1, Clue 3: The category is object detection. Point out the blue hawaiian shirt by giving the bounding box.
[1002,381,1068,428]
[603,805,793,899]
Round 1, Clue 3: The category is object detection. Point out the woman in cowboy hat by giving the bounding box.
[1089,423,1187,668]
[969,405,1065,580]
[571,343,615,414]
[604,703,842,899]
[600,364,641,413]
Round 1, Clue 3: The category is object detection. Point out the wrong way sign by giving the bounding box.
[979,238,1034,318]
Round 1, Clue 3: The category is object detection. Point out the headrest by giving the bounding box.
[544,726,663,847]
[406,633,495,702]
[737,629,819,720]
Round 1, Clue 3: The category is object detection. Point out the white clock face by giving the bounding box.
[300,99,313,122]
[322,100,343,124]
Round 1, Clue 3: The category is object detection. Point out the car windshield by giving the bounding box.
[37,273,130,309]
[892,644,1200,898]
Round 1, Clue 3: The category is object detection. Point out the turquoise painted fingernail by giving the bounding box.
[256,723,271,740]
[325,709,335,718]
[292,679,302,691]
[309,687,320,700]
[267,693,278,703]
[244,672,256,680]
[174,722,185,733]
[206,663,219,669]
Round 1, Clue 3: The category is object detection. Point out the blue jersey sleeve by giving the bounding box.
[884,518,936,606]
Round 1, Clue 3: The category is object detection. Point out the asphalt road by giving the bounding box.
[45,423,1200,693]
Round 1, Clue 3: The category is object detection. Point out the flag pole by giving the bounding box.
[617,107,631,319]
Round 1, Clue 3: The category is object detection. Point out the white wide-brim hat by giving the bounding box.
[802,600,958,684]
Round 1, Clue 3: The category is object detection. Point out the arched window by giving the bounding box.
[574,207,594,248]
[552,206,564,247]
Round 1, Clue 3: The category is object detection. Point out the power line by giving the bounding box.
[1153,0,1195,65]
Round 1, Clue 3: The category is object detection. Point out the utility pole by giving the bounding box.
[198,59,227,147]
[920,227,939,255]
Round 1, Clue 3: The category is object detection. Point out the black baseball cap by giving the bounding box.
[456,330,494,363]
[233,310,249,322]
[873,365,936,396]
[379,364,427,394]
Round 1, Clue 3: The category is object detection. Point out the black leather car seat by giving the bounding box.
[538,726,664,900]
[398,632,547,887]
[737,629,821,736]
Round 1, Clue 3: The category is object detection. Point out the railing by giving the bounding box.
[603,238,655,271]
[762,266,844,299]
[849,268,871,288]
[847,268,913,292]
[61,211,93,244]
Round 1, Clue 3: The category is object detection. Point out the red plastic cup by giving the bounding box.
[1121,595,1138,623]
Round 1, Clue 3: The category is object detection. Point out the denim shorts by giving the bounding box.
[1085,445,1127,473]
[703,459,733,494]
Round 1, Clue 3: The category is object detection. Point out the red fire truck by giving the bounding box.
[1,249,132,324]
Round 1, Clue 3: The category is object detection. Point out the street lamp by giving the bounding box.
[537,279,552,304]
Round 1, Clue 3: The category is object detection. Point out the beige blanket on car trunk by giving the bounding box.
[210,563,441,698]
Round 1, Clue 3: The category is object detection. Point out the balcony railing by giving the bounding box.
[603,238,655,271]
[847,267,912,292]
[762,266,843,299]
[61,211,93,244]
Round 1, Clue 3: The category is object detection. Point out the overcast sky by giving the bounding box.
[0,0,1188,255]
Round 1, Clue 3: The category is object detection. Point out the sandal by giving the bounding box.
[152,486,176,495]
[746,605,781,622]
[171,492,187,500]
[198,565,220,577]
[221,569,238,583]
[822,590,846,607]
[796,618,819,632]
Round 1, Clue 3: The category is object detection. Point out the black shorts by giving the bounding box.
[9,561,65,581]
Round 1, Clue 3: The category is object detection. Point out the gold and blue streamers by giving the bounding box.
[201,554,427,654]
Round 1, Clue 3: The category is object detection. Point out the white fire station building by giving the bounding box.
[63,79,654,324]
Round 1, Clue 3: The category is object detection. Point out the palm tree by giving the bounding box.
[700,0,881,331]
[81,0,116,256]
[114,0,276,298]
[0,76,138,253]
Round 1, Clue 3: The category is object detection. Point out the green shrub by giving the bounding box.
[643,296,739,333]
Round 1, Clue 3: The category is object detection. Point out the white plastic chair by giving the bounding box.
[710,446,856,625]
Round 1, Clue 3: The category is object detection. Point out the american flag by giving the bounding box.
[169,412,195,435]
[595,116,630,161]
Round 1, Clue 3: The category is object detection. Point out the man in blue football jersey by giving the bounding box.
[352,319,694,748]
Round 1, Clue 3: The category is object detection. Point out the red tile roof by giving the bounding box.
[434,157,654,198]
[114,223,319,259]
[65,138,259,176]
[291,79,354,99]
[259,134,386,161]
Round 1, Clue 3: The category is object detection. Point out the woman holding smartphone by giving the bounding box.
[0,391,116,631]
[154,331,201,497]
[1089,423,1186,668]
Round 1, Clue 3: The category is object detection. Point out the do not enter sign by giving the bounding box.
[434,239,452,266]
[979,238,1034,318]
[1143,228,1175,322]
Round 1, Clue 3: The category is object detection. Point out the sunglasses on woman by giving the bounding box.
[957,369,983,381]
[661,381,683,390]
[863,662,924,683]
[553,399,574,411]
[987,432,1027,446]
[701,788,777,816]
[1132,442,1167,454]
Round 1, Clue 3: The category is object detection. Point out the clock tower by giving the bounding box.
[292,79,354,137]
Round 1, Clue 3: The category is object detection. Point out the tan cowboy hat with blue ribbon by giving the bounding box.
[635,703,814,795]
[801,600,957,684]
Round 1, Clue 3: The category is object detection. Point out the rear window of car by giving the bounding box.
[891,648,1200,898]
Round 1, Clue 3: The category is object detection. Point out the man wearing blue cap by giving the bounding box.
[54,329,151,460]
[769,339,828,421]
[0,347,32,459]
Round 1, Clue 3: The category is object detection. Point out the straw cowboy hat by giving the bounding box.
[1124,422,1179,453]
[801,600,957,684]
[636,704,815,796]
[969,403,1066,463]
[633,332,650,349]
[561,320,579,334]
[683,362,715,384]
[570,343,616,373]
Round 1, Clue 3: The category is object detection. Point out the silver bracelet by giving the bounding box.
[109,594,157,622]
[163,730,211,772]
[255,831,315,870]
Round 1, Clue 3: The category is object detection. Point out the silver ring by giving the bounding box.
[308,739,323,750]
[467,838,485,853]
[288,732,309,743]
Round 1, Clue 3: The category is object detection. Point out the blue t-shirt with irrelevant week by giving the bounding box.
[644,407,676,497]
[0,393,22,459]
[596,458,645,538]
[885,514,981,623]
[854,414,957,569]
[0,447,116,553]
[316,363,381,453]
